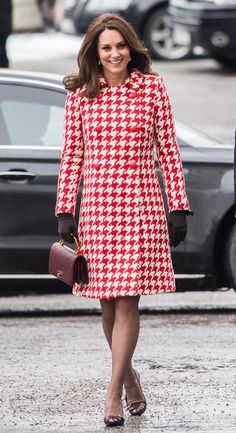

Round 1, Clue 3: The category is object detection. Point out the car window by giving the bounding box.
[0,83,65,147]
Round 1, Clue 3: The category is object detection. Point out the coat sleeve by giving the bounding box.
[154,77,191,213]
[55,90,84,216]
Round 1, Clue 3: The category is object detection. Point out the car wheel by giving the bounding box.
[224,222,236,289]
[211,51,236,69]
[143,8,192,60]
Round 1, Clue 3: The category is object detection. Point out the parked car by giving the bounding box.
[70,0,193,60]
[0,70,235,293]
[168,0,236,68]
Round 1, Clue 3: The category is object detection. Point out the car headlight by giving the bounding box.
[85,0,131,12]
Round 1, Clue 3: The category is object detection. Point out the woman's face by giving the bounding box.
[97,29,131,79]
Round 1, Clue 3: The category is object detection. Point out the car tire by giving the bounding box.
[143,7,192,60]
[224,222,236,289]
[211,51,236,69]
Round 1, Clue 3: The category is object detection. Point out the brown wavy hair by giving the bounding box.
[64,13,155,98]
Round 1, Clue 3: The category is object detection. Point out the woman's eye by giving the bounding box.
[101,43,127,51]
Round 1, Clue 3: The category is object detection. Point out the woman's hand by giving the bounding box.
[168,211,187,247]
[57,213,77,243]
[62,73,79,91]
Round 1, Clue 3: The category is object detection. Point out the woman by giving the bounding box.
[56,13,192,427]
[0,0,12,68]
[37,0,56,32]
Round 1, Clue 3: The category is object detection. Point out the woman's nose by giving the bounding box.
[110,49,120,57]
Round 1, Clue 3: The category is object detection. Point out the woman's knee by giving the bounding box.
[115,296,140,317]
[100,299,115,322]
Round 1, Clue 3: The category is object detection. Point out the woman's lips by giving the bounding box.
[108,59,123,64]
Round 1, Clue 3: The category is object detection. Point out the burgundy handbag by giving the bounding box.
[49,237,89,286]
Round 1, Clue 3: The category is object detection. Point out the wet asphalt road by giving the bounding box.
[1,312,236,433]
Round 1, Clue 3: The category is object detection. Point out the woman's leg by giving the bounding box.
[100,297,141,382]
[100,299,134,382]
[105,296,141,416]
[100,298,115,349]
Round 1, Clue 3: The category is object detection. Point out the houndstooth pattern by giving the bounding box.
[56,70,190,299]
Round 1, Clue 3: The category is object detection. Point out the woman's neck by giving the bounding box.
[102,69,129,87]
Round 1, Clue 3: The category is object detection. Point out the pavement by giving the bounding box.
[8,32,82,63]
[1,289,236,316]
[1,312,236,433]
[7,31,80,76]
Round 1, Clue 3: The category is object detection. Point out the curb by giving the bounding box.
[1,305,236,317]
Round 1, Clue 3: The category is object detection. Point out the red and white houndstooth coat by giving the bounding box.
[56,69,190,299]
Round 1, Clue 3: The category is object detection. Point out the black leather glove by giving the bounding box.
[57,213,77,243]
[168,211,187,248]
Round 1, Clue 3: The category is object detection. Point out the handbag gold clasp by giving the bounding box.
[57,270,63,279]
[72,235,80,253]
[58,236,80,254]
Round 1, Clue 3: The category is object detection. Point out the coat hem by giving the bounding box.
[72,286,176,300]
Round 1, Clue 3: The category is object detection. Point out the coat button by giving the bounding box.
[129,126,137,132]
[129,161,137,169]
[95,126,102,133]
[93,163,100,170]
[128,92,136,99]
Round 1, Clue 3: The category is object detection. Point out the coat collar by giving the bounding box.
[99,69,144,91]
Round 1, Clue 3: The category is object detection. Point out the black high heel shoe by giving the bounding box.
[104,396,124,427]
[104,415,124,427]
[125,369,147,416]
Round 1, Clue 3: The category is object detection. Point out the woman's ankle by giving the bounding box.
[105,387,123,417]
[124,366,135,388]
[106,382,123,400]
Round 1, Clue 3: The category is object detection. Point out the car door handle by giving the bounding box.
[0,170,36,181]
